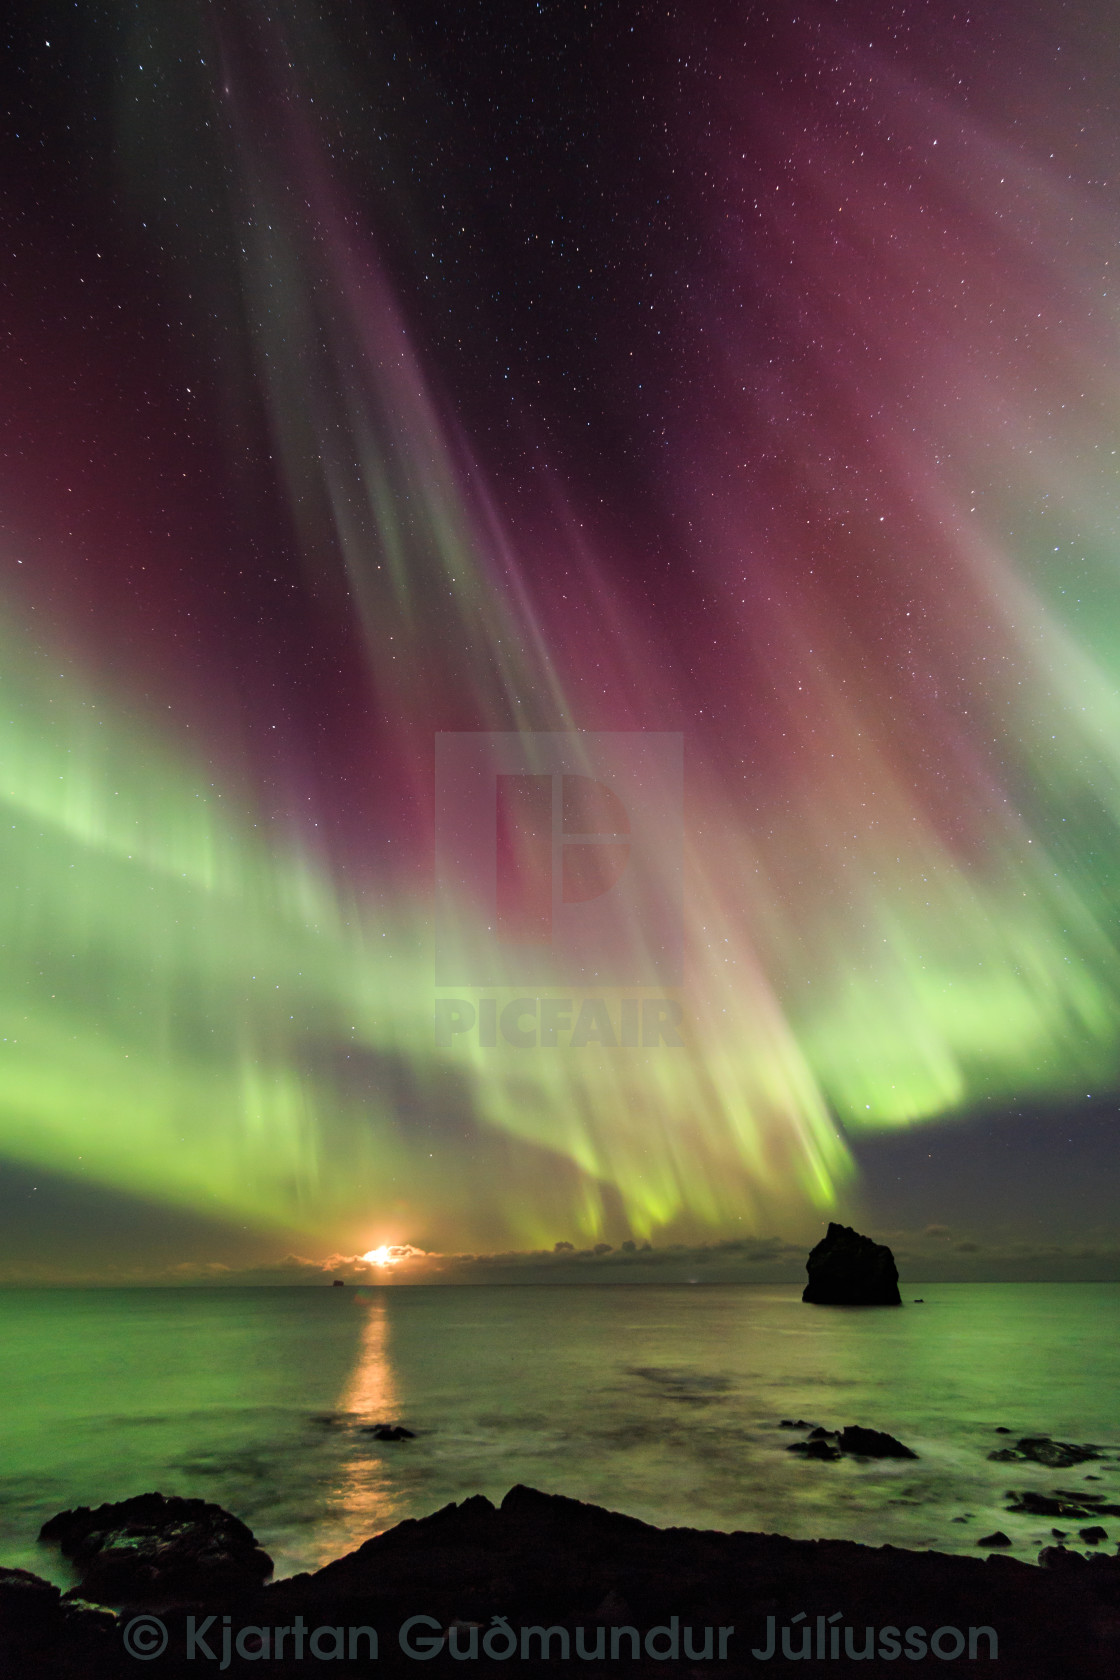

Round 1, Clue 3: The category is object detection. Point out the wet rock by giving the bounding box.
[786,1424,917,1462]
[977,1531,1011,1547]
[994,1426,1012,1434]
[0,1566,62,1630]
[778,1419,817,1430]
[786,1439,841,1461]
[1080,1527,1108,1545]
[836,1425,917,1459]
[802,1222,902,1306]
[1051,1528,1069,1539]
[0,1567,116,1678]
[1006,1489,1120,1520]
[38,1492,273,1605]
[1039,1544,1087,1569]
[362,1424,416,1441]
[13,1485,1120,1678]
[989,1435,1103,1468]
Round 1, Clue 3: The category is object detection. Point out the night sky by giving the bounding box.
[2,0,1120,1282]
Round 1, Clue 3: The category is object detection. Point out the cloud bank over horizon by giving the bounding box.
[6,1223,1120,1287]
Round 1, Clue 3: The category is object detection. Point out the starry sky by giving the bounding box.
[2,0,1120,1282]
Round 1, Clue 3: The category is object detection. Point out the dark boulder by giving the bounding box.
[1080,1527,1108,1545]
[362,1424,416,1441]
[0,1566,63,1634]
[0,1567,115,1678]
[837,1425,917,1459]
[977,1531,1012,1547]
[13,1485,1120,1677]
[786,1439,841,1461]
[1005,1490,1120,1520]
[39,1492,273,1605]
[802,1222,901,1305]
[786,1424,916,1461]
[988,1436,1103,1468]
[1038,1544,1088,1569]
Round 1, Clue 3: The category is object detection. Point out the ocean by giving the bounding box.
[1,1282,1117,1589]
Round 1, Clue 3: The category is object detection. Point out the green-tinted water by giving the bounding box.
[1,1283,1117,1584]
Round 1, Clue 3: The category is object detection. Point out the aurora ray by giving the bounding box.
[2,0,1120,1263]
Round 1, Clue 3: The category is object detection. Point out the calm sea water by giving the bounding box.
[1,1283,1118,1588]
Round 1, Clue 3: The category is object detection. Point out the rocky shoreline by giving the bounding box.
[4,1482,1120,1678]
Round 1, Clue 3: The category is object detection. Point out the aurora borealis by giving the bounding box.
[3,0,1120,1275]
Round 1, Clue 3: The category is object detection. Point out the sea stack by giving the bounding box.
[802,1222,902,1305]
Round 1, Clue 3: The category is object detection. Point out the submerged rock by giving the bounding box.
[1005,1489,1120,1520]
[39,1492,273,1605]
[802,1222,902,1306]
[988,1435,1103,1468]
[362,1424,416,1441]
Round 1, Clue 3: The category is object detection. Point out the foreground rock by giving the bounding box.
[8,1486,1120,1677]
[802,1221,902,1305]
[38,1493,273,1605]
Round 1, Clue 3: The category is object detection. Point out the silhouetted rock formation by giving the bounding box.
[9,1485,1120,1677]
[786,1437,841,1460]
[802,1221,902,1305]
[837,1425,917,1459]
[785,1424,917,1461]
[38,1493,273,1606]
